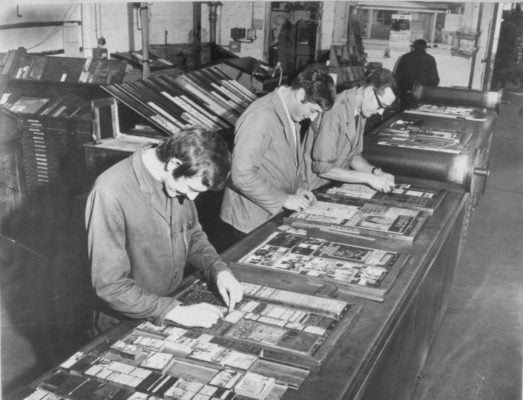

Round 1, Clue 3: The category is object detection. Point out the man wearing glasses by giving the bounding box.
[305,67,396,192]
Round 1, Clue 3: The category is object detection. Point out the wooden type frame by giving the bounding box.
[229,225,409,302]
[172,281,361,370]
[284,196,427,242]
[319,182,447,215]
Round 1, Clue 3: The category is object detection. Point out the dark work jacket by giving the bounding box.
[395,49,440,95]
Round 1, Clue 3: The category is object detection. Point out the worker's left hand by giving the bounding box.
[216,270,244,312]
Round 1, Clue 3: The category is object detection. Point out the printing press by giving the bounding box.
[363,85,501,249]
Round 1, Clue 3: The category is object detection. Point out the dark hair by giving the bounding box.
[364,67,397,91]
[290,64,336,111]
[155,127,231,191]
[412,39,427,50]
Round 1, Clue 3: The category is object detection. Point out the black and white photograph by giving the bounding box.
[0,1,521,400]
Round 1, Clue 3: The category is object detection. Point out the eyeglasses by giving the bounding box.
[373,89,387,110]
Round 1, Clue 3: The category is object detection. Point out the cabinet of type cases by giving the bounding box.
[0,48,126,204]
[0,49,127,353]
[0,50,127,249]
[82,61,259,179]
[0,104,22,223]
[82,61,258,184]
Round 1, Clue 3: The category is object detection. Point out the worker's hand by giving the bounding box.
[165,303,224,328]
[216,270,243,312]
[368,170,395,192]
[284,190,316,211]
[296,188,316,205]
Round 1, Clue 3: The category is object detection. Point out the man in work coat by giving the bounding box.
[220,64,336,236]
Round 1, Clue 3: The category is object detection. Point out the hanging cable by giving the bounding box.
[26,26,62,50]
[27,4,75,50]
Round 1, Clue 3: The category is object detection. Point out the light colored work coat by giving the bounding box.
[220,88,309,233]
[310,87,366,178]
[86,149,228,324]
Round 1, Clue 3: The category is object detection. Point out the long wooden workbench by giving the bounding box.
[9,178,468,400]
[222,178,467,400]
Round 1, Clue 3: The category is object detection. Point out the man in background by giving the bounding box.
[307,67,397,192]
[394,39,439,109]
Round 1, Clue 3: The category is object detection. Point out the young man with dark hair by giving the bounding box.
[86,128,243,332]
[220,64,336,236]
[306,67,397,192]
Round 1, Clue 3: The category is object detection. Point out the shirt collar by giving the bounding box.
[354,86,365,116]
[132,146,164,194]
[276,86,294,125]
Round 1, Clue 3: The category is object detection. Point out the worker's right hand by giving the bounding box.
[164,303,224,328]
[284,191,315,212]
[368,173,395,193]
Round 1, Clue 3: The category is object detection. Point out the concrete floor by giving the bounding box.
[1,93,522,399]
[412,90,523,400]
